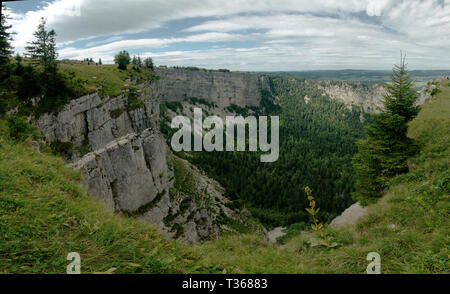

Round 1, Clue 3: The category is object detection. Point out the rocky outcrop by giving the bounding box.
[330,202,367,228]
[35,81,260,243]
[69,131,169,213]
[35,83,175,220]
[31,84,181,242]
[317,81,386,113]
[156,68,393,114]
[155,68,270,108]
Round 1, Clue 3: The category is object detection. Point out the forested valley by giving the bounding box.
[178,76,371,227]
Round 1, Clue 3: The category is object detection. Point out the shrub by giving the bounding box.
[114,51,131,70]
[50,140,74,158]
[144,57,154,70]
[6,115,37,141]
[127,88,144,111]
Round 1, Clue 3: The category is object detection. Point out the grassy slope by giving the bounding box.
[1,78,448,273]
[190,81,449,274]
[0,123,216,274]
[59,61,157,97]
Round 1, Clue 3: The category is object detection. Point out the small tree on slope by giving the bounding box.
[352,56,420,204]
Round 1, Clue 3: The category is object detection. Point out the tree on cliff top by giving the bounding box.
[352,55,420,204]
[144,57,154,70]
[114,50,131,70]
[25,17,58,74]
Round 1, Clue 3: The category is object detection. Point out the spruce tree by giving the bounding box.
[0,6,13,66]
[144,57,154,70]
[352,56,420,204]
[25,18,72,114]
[114,50,130,70]
[25,17,58,73]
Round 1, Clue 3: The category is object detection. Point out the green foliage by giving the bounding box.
[144,57,154,70]
[186,97,218,109]
[126,87,144,111]
[353,57,420,203]
[50,140,74,158]
[430,88,441,97]
[131,55,143,71]
[25,18,58,73]
[1,84,448,274]
[276,222,306,244]
[114,50,131,70]
[304,186,337,248]
[110,108,125,119]
[170,66,231,73]
[226,103,249,116]
[36,71,75,115]
[183,75,367,226]
[0,8,13,65]
[165,101,184,113]
[159,103,175,138]
[0,129,207,273]
[59,61,158,98]
[6,115,38,141]
[74,139,92,157]
[193,89,449,273]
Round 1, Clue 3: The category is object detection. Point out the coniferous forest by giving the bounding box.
[184,76,371,227]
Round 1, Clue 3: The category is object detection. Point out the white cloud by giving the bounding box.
[5,0,450,70]
[58,32,247,61]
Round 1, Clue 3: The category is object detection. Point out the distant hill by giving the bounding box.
[266,70,450,85]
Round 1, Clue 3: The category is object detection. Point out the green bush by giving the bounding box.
[114,50,131,70]
[276,222,307,244]
[165,101,183,113]
[50,140,74,158]
[6,115,38,141]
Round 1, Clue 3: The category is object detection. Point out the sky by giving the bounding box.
[3,0,450,71]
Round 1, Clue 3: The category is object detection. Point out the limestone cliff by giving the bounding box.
[156,68,389,114]
[316,80,386,113]
[35,81,256,243]
[156,68,270,108]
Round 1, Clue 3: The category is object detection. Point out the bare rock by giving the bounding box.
[330,202,368,228]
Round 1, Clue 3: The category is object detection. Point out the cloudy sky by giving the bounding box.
[4,0,450,71]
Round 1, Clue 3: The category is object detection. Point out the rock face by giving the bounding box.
[35,82,249,243]
[156,68,270,108]
[144,157,262,244]
[156,68,392,114]
[330,202,367,228]
[317,81,386,113]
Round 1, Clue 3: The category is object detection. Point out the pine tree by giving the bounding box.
[25,17,58,73]
[98,58,102,65]
[144,57,154,70]
[0,6,14,114]
[114,50,130,70]
[352,56,419,203]
[0,6,13,66]
[131,55,143,71]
